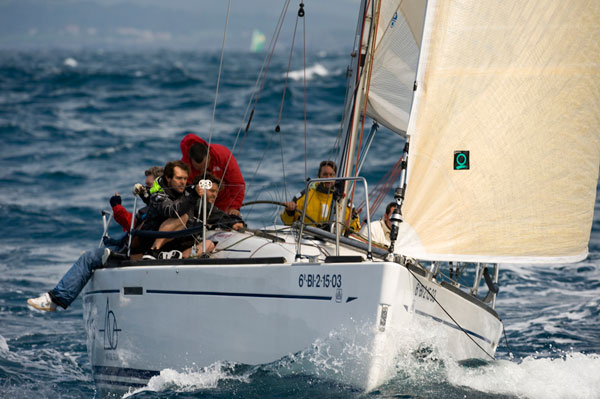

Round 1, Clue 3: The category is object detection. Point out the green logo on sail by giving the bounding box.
[454,151,469,170]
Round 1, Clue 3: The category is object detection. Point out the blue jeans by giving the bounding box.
[49,235,124,309]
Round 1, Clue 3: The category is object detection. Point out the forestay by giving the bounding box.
[366,0,426,136]
[396,0,600,263]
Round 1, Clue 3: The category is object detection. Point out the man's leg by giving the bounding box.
[151,214,189,250]
[49,247,108,309]
[182,240,215,258]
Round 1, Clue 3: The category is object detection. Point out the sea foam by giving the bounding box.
[287,63,328,80]
[447,352,600,399]
[123,361,251,397]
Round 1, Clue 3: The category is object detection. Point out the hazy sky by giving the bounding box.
[0,0,360,51]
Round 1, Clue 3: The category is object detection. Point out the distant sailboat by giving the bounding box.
[250,29,266,52]
[83,0,600,394]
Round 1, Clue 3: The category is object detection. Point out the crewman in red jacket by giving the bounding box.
[180,133,245,216]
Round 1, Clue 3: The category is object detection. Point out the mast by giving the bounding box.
[336,0,382,230]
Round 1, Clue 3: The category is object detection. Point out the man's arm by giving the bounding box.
[207,207,244,230]
[110,194,132,231]
[151,192,196,220]
[221,154,245,211]
[280,194,306,225]
[204,143,245,213]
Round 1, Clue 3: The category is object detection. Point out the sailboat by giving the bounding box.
[82,0,600,393]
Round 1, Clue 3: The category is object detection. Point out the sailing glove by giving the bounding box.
[110,195,121,207]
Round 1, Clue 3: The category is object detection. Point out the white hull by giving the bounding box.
[83,229,502,392]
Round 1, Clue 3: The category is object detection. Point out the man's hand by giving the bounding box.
[283,201,296,212]
[132,183,146,196]
[204,239,216,253]
[228,209,241,217]
[232,222,243,231]
[195,185,206,197]
[110,193,121,207]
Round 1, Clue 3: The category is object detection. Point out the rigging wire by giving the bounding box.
[214,0,291,217]
[330,0,370,176]
[502,322,513,358]
[329,0,372,204]
[204,0,231,169]
[275,2,304,201]
[322,0,372,229]
[245,0,292,134]
[235,0,291,160]
[192,0,232,220]
[204,0,231,182]
[243,133,276,222]
[405,266,497,361]
[355,121,378,176]
[275,6,301,132]
[302,3,308,181]
[224,0,290,220]
[356,156,403,217]
[341,0,373,171]
[345,0,381,230]
[278,132,288,201]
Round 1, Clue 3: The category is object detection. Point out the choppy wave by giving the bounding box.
[123,362,252,397]
[446,352,600,399]
[110,323,600,399]
[1,48,599,398]
[287,63,330,80]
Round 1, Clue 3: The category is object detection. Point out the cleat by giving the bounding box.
[27,293,57,312]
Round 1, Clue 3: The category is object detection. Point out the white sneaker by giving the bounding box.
[142,248,159,260]
[101,248,111,265]
[158,250,182,260]
[27,293,57,312]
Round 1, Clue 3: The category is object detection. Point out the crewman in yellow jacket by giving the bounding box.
[280,160,360,232]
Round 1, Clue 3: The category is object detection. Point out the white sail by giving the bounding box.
[397,0,600,263]
[366,0,426,136]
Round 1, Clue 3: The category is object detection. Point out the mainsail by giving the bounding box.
[395,0,600,263]
[366,0,426,136]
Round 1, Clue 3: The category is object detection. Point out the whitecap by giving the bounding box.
[447,352,600,399]
[0,335,9,352]
[63,57,78,68]
[287,63,328,81]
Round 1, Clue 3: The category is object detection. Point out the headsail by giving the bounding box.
[397,0,600,264]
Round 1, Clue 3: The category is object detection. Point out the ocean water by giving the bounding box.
[1,49,599,399]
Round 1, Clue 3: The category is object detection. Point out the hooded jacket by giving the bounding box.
[280,183,361,232]
[143,176,198,232]
[180,133,245,212]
